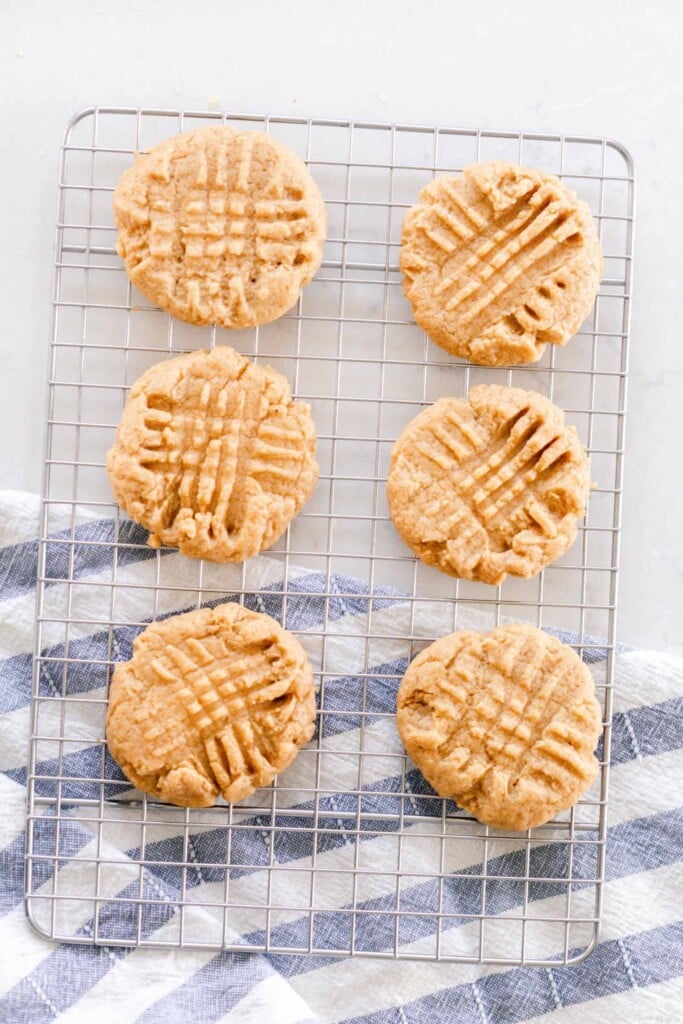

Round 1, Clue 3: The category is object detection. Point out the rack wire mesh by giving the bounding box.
[25,107,634,965]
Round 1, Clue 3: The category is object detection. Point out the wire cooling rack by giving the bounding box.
[25,107,634,965]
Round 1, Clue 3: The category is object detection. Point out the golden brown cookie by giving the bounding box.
[397,624,602,830]
[386,385,590,585]
[400,162,602,366]
[106,602,316,807]
[106,346,318,562]
[114,126,326,328]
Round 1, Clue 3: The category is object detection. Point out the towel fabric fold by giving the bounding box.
[1,491,681,1024]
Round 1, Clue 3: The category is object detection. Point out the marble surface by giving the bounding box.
[1,0,681,655]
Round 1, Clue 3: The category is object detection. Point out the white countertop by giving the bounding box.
[2,0,681,655]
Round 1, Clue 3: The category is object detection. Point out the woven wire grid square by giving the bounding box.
[25,107,634,965]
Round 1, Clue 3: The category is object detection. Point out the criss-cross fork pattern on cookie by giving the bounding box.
[397,624,602,830]
[114,126,326,328]
[387,384,591,585]
[400,161,602,366]
[106,346,318,562]
[106,604,316,807]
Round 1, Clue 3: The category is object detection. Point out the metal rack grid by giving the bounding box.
[25,107,634,965]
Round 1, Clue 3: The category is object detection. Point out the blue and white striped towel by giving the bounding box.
[1,490,682,1023]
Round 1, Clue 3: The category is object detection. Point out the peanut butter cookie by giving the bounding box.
[107,346,318,562]
[386,385,590,585]
[114,126,326,328]
[400,162,602,366]
[106,602,316,807]
[397,623,602,830]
